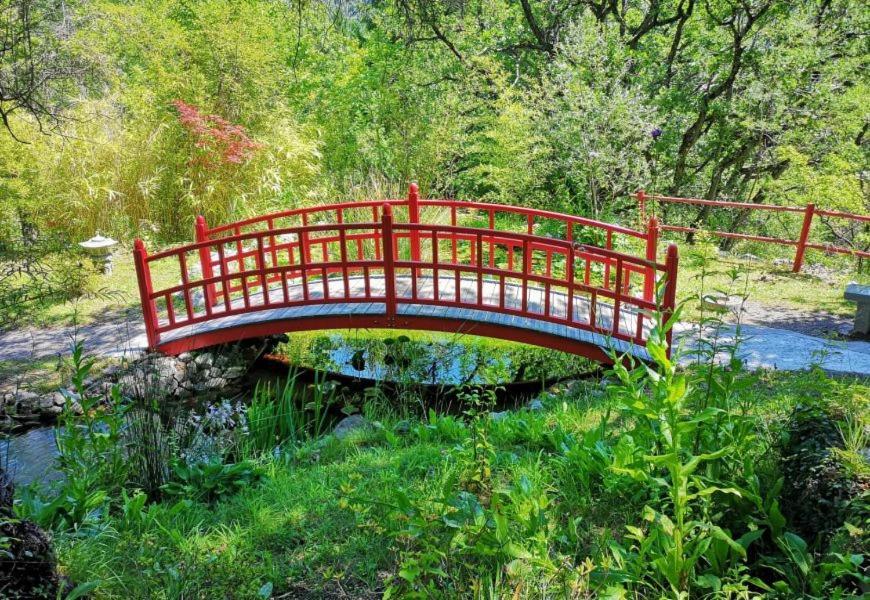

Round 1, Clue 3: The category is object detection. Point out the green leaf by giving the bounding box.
[737,528,764,551]
[767,500,786,537]
[65,581,100,600]
[695,574,721,591]
[646,341,670,370]
[505,542,533,559]
[710,526,746,558]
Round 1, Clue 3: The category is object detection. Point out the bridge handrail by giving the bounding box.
[198,184,661,302]
[134,192,678,358]
[203,188,648,242]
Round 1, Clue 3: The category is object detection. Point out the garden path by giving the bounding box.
[1,310,869,376]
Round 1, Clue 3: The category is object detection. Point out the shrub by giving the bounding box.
[161,459,264,504]
[779,404,868,545]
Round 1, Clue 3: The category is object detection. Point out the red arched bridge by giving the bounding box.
[133,185,679,363]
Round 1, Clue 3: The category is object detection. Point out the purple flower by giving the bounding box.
[651,127,663,140]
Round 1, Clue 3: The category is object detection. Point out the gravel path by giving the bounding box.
[675,323,870,377]
[0,310,147,362]
[1,306,868,377]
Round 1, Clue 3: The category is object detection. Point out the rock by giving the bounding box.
[738,253,760,262]
[223,366,246,380]
[204,377,227,390]
[173,386,192,399]
[527,399,544,411]
[333,415,370,440]
[13,390,38,403]
[394,420,411,435]
[700,293,733,313]
[178,352,194,363]
[38,395,58,411]
[773,258,791,267]
[194,353,214,369]
[489,411,509,422]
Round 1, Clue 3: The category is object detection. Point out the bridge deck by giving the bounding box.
[159,275,652,360]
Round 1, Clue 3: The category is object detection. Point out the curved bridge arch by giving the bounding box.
[134,186,679,363]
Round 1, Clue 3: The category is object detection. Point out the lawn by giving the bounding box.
[42,365,869,599]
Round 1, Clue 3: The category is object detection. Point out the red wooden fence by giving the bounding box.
[636,190,870,272]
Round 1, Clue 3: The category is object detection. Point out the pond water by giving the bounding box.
[279,333,591,385]
[1,426,62,487]
[4,333,593,488]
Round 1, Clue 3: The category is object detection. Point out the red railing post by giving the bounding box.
[662,243,679,358]
[793,203,815,273]
[195,215,217,308]
[408,182,421,263]
[644,216,659,302]
[636,189,646,226]
[133,239,159,351]
[381,204,397,323]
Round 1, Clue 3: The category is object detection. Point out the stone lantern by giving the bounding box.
[79,233,119,274]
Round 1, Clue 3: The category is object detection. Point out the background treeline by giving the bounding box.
[0,0,867,245]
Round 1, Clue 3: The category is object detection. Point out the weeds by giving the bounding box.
[244,368,337,457]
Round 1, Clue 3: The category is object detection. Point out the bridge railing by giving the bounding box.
[134,192,678,355]
[199,184,662,301]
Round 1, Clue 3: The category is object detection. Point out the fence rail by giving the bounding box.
[636,191,870,272]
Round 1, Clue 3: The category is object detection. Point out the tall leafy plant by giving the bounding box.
[245,368,336,456]
[607,308,753,595]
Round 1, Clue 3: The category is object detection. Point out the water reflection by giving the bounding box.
[1,427,62,487]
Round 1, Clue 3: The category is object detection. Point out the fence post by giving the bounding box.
[644,216,659,302]
[408,182,421,263]
[663,243,679,359]
[793,203,815,273]
[636,189,646,226]
[195,216,217,308]
[381,203,397,324]
[133,239,159,351]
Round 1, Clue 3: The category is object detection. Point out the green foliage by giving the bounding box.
[23,341,130,530]
[1,0,866,259]
[161,459,264,504]
[0,235,99,331]
[245,369,337,456]
[30,358,867,598]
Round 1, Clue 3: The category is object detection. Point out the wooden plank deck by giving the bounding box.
[158,275,652,360]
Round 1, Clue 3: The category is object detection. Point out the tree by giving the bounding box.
[0,0,84,140]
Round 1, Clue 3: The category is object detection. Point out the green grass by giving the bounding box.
[0,357,66,393]
[673,241,870,321]
[50,369,869,598]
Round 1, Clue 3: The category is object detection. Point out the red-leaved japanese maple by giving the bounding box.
[172,100,262,168]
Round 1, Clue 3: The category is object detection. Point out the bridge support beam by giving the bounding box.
[408,182,421,263]
[133,239,159,351]
[195,215,217,308]
[382,204,397,323]
[644,216,659,302]
[663,243,680,357]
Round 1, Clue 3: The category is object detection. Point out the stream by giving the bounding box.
[3,333,595,488]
